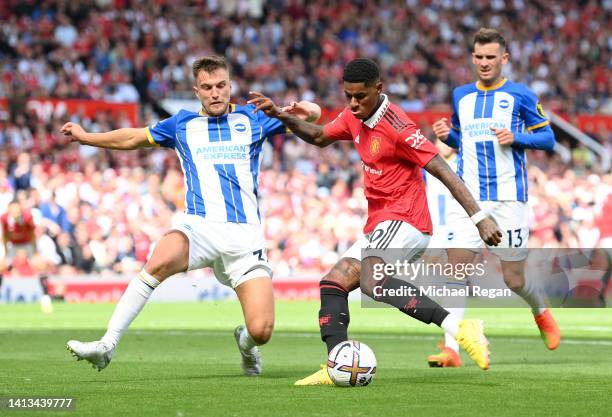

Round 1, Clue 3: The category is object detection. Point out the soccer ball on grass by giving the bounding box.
[327,340,377,387]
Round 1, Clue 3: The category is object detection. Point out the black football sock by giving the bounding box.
[374,276,449,326]
[319,280,350,353]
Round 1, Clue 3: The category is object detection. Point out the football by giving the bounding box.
[327,340,377,387]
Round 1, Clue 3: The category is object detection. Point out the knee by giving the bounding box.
[247,318,274,345]
[144,258,171,281]
[144,233,189,280]
[504,274,525,292]
[322,258,361,292]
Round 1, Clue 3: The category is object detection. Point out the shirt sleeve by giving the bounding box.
[396,122,439,167]
[254,105,288,137]
[445,89,462,149]
[520,87,550,132]
[322,108,353,141]
[146,114,178,148]
[514,126,555,150]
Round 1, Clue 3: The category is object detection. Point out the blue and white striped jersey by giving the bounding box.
[425,155,458,228]
[145,103,286,224]
[447,79,554,202]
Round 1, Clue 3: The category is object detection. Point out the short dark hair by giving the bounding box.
[473,28,506,52]
[343,58,381,86]
[192,56,229,79]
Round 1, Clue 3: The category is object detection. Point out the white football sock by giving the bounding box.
[512,277,547,316]
[239,326,259,351]
[444,307,465,352]
[440,279,467,352]
[440,313,460,338]
[101,271,160,347]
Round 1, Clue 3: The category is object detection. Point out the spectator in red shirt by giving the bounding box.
[1,200,53,312]
[1,200,36,268]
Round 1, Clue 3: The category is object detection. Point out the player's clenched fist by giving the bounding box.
[490,126,515,146]
[60,122,86,142]
[476,217,503,246]
[432,117,451,141]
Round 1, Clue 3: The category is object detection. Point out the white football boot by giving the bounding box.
[234,325,262,376]
[67,340,114,372]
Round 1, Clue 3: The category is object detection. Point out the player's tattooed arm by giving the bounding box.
[424,155,502,246]
[278,113,334,148]
[248,91,334,147]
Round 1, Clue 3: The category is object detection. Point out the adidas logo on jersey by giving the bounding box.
[405,129,427,149]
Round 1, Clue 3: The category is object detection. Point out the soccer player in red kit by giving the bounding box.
[249,58,502,384]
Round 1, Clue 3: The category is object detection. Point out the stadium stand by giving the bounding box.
[0,0,610,277]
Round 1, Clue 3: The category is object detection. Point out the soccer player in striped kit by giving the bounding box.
[250,58,503,384]
[61,56,320,375]
[425,139,459,250]
[427,28,560,368]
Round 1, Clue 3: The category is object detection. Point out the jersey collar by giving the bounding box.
[476,78,507,91]
[199,103,236,116]
[363,94,389,128]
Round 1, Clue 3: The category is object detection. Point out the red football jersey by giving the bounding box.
[323,95,438,234]
[1,210,36,244]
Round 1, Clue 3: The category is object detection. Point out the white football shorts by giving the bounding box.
[171,212,271,289]
[445,200,529,261]
[428,196,462,249]
[428,224,456,249]
[342,219,431,263]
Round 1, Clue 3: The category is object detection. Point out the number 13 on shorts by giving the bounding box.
[506,228,527,248]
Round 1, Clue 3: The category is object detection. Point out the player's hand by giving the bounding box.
[60,122,87,143]
[476,217,503,246]
[280,101,321,122]
[490,126,514,146]
[432,117,451,141]
[247,91,282,118]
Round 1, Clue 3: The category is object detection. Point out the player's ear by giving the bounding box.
[501,52,509,65]
[376,81,383,94]
[193,85,200,99]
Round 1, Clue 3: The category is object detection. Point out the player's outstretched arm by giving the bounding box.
[60,122,153,150]
[424,155,502,246]
[248,91,334,148]
[280,101,321,123]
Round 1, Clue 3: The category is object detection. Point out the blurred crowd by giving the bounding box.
[0,0,609,113]
[0,114,610,278]
[0,0,611,278]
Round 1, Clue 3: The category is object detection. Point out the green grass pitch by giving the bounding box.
[1,302,611,417]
